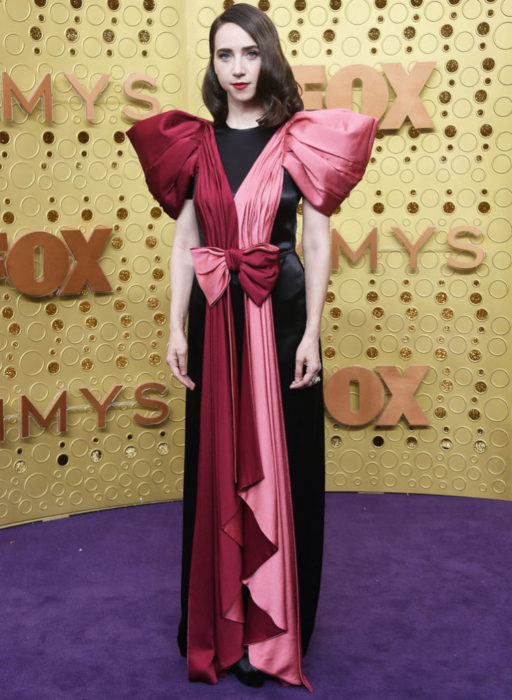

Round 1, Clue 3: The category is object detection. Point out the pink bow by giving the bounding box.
[190,243,281,306]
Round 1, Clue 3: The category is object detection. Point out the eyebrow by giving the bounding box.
[215,44,259,53]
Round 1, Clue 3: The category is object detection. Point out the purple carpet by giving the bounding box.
[1,492,511,699]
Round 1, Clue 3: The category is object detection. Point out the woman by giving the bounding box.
[128,3,377,690]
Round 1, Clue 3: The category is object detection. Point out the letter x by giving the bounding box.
[375,365,429,427]
[380,62,435,129]
[59,226,112,295]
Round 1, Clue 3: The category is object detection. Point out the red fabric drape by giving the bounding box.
[127,108,378,690]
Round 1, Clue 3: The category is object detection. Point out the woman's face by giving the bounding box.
[212,22,262,110]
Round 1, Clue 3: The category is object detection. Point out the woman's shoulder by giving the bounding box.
[284,107,378,166]
[284,107,378,137]
[157,108,211,126]
[126,109,212,174]
[127,109,210,141]
[282,108,379,216]
[126,110,212,219]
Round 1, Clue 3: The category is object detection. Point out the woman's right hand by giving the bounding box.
[167,329,196,390]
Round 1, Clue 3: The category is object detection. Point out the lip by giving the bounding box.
[232,82,250,90]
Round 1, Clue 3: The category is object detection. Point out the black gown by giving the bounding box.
[177,121,325,658]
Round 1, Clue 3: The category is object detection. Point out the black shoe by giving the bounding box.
[230,648,266,688]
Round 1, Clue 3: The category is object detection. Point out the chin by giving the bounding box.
[230,90,257,103]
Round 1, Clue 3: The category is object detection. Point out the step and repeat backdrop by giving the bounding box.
[1,0,511,527]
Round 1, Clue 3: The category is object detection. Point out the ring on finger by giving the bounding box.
[311,375,321,385]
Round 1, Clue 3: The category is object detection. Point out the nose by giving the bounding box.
[232,53,245,77]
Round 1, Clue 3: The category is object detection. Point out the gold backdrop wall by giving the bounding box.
[1,0,511,528]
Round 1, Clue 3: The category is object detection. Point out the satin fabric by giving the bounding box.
[232,123,309,687]
[190,243,281,307]
[127,108,378,689]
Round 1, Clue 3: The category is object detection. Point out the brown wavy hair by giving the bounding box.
[202,3,303,127]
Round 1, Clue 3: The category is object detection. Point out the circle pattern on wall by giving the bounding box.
[0,0,511,527]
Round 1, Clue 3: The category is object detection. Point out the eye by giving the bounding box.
[217,51,230,60]
[247,49,260,59]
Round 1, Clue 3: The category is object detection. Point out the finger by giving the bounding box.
[290,368,316,390]
[181,375,196,391]
[293,355,305,383]
[177,351,188,376]
[298,370,316,388]
[168,350,180,376]
[169,352,187,384]
[169,357,195,390]
[176,375,195,390]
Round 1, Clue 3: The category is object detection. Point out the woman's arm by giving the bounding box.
[167,199,200,390]
[289,197,331,390]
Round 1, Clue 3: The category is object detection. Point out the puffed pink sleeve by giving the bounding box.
[283,108,378,216]
[126,110,206,219]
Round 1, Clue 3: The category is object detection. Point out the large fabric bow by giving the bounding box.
[190,243,281,306]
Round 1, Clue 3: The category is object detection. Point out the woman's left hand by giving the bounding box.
[289,334,322,390]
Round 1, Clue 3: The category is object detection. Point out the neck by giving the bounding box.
[225,99,264,129]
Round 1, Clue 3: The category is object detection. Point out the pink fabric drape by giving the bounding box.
[190,243,281,307]
[127,107,378,690]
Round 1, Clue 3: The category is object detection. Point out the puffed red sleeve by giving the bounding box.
[283,108,378,216]
[126,110,207,219]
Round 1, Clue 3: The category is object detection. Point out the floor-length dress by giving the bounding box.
[127,108,378,688]
[179,120,326,661]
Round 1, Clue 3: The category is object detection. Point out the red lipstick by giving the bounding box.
[233,82,249,90]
